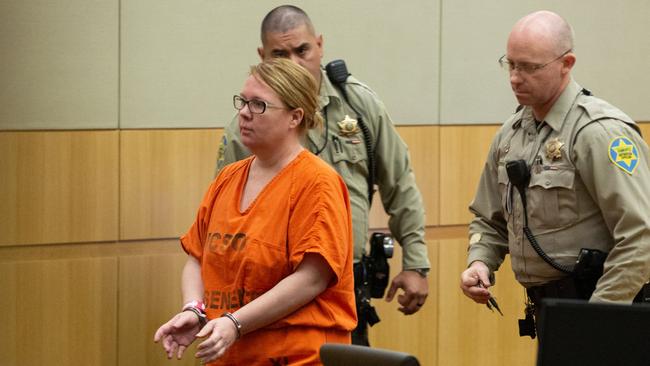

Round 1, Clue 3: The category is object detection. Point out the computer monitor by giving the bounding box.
[320,344,420,366]
[536,298,650,366]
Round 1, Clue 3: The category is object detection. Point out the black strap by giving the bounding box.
[325,60,376,205]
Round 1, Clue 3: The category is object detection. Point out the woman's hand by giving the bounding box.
[194,316,239,364]
[186,253,333,363]
[153,311,201,359]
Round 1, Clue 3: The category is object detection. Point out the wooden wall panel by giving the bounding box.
[368,192,388,229]
[439,125,500,225]
[0,131,119,246]
[369,125,439,229]
[5,122,647,366]
[120,129,222,240]
[400,126,439,227]
[119,252,198,365]
[437,238,536,366]
[0,257,117,366]
[369,239,439,365]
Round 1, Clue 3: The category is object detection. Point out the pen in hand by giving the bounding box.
[477,280,503,316]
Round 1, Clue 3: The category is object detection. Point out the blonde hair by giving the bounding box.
[250,58,323,133]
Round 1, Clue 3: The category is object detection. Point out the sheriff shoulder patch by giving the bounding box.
[608,136,639,174]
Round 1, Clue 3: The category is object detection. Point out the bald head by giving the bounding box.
[510,11,574,55]
[505,11,577,120]
[261,5,316,44]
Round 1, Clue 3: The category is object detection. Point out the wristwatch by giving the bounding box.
[409,268,429,278]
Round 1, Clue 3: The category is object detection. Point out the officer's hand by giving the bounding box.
[385,270,428,315]
[460,261,492,304]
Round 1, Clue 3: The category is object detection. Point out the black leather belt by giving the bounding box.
[527,277,650,305]
[526,276,581,306]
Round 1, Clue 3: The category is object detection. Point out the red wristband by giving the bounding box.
[182,300,206,313]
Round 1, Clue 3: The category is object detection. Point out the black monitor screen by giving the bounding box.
[536,298,650,366]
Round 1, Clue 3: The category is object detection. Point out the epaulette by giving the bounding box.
[576,96,640,136]
[577,99,634,125]
[344,75,377,97]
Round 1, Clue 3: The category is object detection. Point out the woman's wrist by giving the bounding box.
[182,300,206,312]
[221,312,242,339]
[182,300,207,328]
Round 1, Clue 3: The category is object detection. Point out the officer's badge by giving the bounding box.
[608,136,639,174]
[545,138,564,161]
[337,115,360,137]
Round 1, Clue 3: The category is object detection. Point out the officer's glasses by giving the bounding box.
[233,95,285,114]
[498,49,572,74]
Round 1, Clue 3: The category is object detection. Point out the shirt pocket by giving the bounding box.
[497,164,510,215]
[242,238,290,293]
[330,135,368,181]
[527,166,578,229]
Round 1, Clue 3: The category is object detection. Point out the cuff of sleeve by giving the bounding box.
[401,241,430,270]
[467,246,500,273]
[297,248,343,287]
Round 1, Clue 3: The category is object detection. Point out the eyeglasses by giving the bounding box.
[233,95,285,114]
[498,49,572,74]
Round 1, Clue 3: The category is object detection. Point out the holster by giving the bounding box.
[353,262,380,327]
[634,282,650,303]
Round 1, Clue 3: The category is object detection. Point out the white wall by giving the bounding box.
[1,0,648,130]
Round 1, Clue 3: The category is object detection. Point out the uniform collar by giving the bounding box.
[305,68,340,151]
[521,79,582,132]
[319,68,342,110]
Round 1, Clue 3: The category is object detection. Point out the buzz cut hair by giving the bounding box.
[260,5,315,43]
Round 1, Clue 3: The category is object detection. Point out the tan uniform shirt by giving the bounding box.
[468,80,650,302]
[216,68,429,270]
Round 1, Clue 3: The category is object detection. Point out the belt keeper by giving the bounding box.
[222,312,242,339]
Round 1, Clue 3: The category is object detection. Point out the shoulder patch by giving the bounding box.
[608,136,639,174]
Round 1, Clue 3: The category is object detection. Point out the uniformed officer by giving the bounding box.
[215,5,430,346]
[460,10,650,322]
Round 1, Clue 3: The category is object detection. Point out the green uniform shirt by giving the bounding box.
[468,80,650,302]
[216,68,429,270]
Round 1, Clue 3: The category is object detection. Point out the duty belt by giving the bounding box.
[526,276,582,306]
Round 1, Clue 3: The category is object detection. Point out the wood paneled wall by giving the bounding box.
[120,129,222,240]
[0,131,119,246]
[0,257,118,366]
[1,123,649,365]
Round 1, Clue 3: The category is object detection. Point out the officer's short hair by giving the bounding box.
[261,5,316,43]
